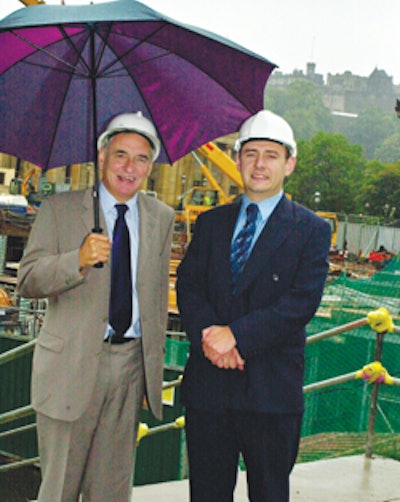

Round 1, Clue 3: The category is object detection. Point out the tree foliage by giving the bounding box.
[356,161,400,218]
[345,108,399,159]
[374,134,400,163]
[264,81,333,140]
[285,132,365,213]
[265,81,400,163]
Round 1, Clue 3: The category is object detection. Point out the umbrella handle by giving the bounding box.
[92,227,104,269]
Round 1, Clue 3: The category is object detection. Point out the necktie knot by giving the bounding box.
[246,203,258,224]
[115,203,128,219]
[230,203,259,292]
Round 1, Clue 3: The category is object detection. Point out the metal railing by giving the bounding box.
[0,330,184,473]
[0,311,399,472]
[305,312,400,458]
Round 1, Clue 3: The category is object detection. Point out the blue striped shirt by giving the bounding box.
[232,191,284,253]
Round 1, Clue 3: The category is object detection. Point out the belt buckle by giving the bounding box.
[106,333,132,344]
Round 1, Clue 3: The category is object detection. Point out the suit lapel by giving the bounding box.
[137,192,157,279]
[80,189,105,233]
[217,203,241,295]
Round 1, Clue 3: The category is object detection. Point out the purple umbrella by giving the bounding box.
[0,0,276,228]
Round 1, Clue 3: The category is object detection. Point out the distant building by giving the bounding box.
[270,62,324,88]
[269,63,398,115]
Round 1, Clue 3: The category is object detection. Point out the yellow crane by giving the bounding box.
[175,142,243,228]
[18,0,46,5]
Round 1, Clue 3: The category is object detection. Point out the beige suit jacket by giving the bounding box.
[17,188,174,421]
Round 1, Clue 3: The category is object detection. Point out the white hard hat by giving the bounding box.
[97,112,161,161]
[235,110,297,157]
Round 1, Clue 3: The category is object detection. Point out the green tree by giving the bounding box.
[374,134,400,163]
[264,80,333,140]
[356,161,400,218]
[346,108,398,159]
[285,132,365,213]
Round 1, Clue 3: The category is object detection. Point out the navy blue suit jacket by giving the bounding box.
[177,195,331,415]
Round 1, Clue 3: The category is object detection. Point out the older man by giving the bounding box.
[18,112,174,501]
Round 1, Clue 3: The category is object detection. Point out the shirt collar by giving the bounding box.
[242,190,283,221]
[99,182,138,215]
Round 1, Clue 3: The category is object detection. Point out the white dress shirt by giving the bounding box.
[100,182,141,338]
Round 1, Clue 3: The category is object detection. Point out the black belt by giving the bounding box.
[104,335,135,344]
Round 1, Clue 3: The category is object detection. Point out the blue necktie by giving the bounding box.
[231,203,259,290]
[109,204,132,338]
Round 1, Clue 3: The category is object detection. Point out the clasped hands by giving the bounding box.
[202,325,245,371]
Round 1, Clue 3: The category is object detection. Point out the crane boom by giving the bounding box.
[18,0,46,6]
[197,142,243,188]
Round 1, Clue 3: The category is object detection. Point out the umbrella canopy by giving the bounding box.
[0,0,276,168]
[0,0,276,230]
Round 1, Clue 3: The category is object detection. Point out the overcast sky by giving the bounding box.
[1,0,399,85]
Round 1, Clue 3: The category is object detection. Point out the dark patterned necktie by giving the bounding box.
[231,203,259,290]
[109,204,132,338]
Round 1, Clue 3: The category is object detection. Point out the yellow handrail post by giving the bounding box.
[364,308,394,458]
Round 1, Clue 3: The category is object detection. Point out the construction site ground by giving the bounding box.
[2,452,400,501]
[133,454,400,501]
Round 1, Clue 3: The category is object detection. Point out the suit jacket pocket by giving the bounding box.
[37,330,65,353]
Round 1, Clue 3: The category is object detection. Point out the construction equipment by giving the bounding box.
[197,142,243,187]
[18,0,46,6]
[175,142,242,228]
[169,141,242,313]
[9,166,53,207]
[20,166,40,197]
[316,211,338,250]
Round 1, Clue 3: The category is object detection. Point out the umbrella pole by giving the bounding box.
[90,25,103,268]
[92,168,101,233]
[92,166,101,233]
[90,24,101,234]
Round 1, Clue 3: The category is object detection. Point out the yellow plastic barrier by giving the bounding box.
[367,307,394,334]
[355,361,394,385]
[136,422,149,444]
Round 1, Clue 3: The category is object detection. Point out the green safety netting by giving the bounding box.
[301,255,400,461]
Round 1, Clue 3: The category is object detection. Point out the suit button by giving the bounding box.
[272,274,279,282]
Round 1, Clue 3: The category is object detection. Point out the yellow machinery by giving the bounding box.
[197,142,243,188]
[170,141,242,313]
[315,211,338,250]
[20,166,41,197]
[18,0,45,5]
[9,165,53,207]
[175,142,242,227]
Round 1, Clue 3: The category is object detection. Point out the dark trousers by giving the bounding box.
[185,408,302,502]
